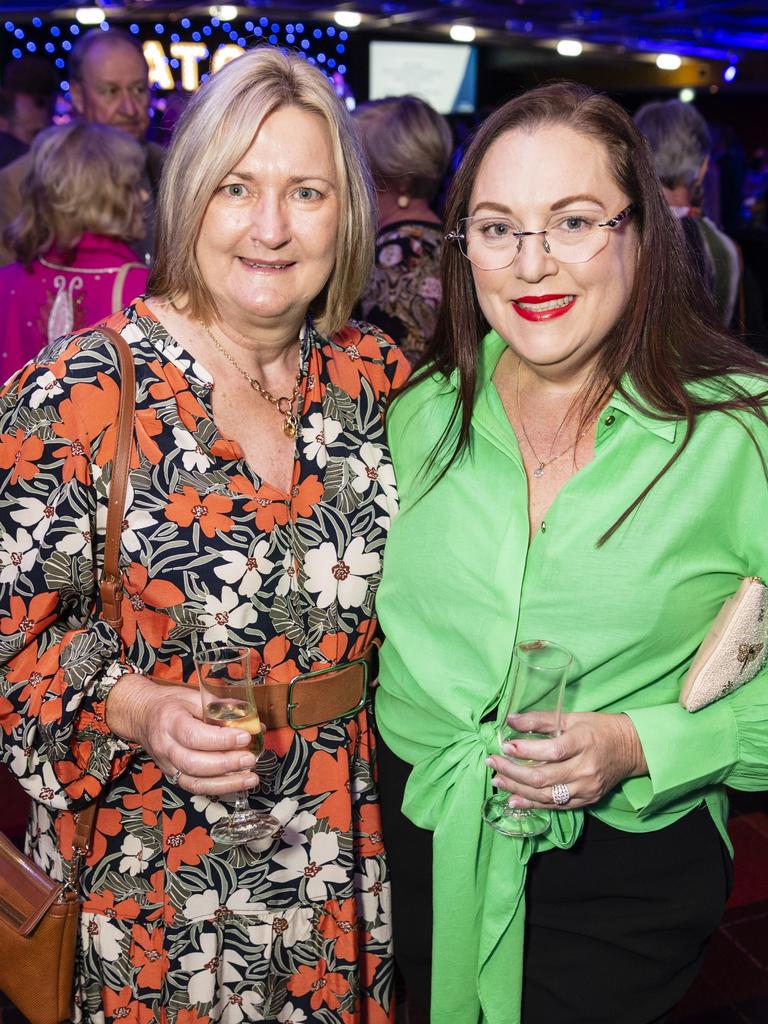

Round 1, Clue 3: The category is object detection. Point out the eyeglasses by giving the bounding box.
[446,204,636,271]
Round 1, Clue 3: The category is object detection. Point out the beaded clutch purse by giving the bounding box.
[680,577,768,712]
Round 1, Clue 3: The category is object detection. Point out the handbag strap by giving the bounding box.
[68,325,136,868]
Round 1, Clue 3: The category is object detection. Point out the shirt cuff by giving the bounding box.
[622,700,739,814]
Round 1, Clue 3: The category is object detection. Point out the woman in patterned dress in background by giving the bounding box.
[0,47,407,1024]
[354,96,453,366]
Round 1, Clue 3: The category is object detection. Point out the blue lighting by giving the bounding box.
[181,18,191,29]
[99,22,109,31]
[287,23,294,32]
[286,33,295,43]
[296,23,304,32]
[55,58,64,68]
[192,31,201,41]
[318,53,326,63]
[52,26,61,36]
[338,64,346,74]
[62,40,72,51]
[336,43,345,54]
[70,25,80,35]
[61,80,69,91]
[45,42,54,53]
[269,34,278,44]
[211,18,220,28]
[171,33,180,43]
[245,21,254,31]
[328,58,336,68]
[222,22,231,32]
[129,24,139,34]
[203,25,212,36]
[301,39,310,49]
[327,26,336,36]
[254,26,263,36]
[4,21,13,31]
[313,28,322,39]
[170,59,179,69]
[724,64,737,81]
[260,16,268,26]
[271,23,279,32]
[154,23,164,34]
[229,29,238,40]
[339,31,348,41]
[238,37,246,46]
[32,16,41,27]
[11,47,21,59]
[26,41,36,52]
[14,28,24,39]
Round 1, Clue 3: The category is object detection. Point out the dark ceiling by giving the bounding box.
[1,1,766,63]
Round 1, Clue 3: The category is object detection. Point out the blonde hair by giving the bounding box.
[148,46,375,336]
[4,121,145,266]
[353,95,452,200]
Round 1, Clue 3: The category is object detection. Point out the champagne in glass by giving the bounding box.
[482,639,572,837]
[195,645,278,845]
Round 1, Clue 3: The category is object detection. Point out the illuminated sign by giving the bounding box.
[142,40,245,90]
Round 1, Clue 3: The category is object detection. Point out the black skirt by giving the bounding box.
[377,735,732,1024]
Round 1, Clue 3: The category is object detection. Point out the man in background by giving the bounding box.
[635,98,765,346]
[0,56,58,167]
[0,28,164,265]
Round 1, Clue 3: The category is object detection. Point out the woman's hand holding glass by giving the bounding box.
[105,671,261,796]
[487,707,648,813]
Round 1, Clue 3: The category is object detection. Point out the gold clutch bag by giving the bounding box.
[679,576,768,712]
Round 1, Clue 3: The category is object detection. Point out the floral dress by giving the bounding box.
[355,221,443,366]
[0,299,409,1024]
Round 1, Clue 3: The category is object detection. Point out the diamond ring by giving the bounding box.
[551,783,571,805]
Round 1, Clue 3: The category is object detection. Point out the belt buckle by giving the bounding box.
[287,655,369,730]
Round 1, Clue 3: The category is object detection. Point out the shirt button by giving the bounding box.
[604,414,616,426]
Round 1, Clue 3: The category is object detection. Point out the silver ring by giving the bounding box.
[551,783,571,806]
[167,768,181,786]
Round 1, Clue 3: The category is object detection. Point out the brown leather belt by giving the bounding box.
[256,642,379,729]
[154,642,379,730]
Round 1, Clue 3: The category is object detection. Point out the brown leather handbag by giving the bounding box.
[0,326,135,1024]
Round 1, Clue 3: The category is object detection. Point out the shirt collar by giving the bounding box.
[447,330,679,443]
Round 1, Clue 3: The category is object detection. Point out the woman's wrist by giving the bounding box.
[104,672,158,744]
[619,713,648,778]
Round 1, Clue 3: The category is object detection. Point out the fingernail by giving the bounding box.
[502,742,517,755]
[508,798,524,808]
[242,773,259,787]
[485,757,494,768]
[235,733,252,746]
[490,775,500,787]
[239,754,257,769]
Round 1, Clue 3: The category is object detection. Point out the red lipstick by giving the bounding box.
[512,294,575,322]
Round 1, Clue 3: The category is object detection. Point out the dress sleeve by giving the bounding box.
[0,343,137,812]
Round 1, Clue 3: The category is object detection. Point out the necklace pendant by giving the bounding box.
[283,414,298,438]
[533,465,545,478]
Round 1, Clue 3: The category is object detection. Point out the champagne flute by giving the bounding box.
[482,639,572,837]
[195,645,279,845]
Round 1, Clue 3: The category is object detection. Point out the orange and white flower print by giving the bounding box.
[0,303,404,1022]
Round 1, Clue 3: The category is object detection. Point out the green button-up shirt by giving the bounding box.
[376,329,768,1024]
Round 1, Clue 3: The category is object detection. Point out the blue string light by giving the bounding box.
[192,31,202,41]
[62,40,72,51]
[26,41,36,51]
[129,24,139,34]
[13,27,24,39]
[11,47,21,58]
[70,24,80,35]
[32,17,41,28]
[181,18,191,29]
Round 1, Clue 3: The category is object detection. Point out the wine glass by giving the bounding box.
[194,645,279,845]
[482,639,572,837]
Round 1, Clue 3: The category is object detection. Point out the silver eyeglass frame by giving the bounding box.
[446,203,637,269]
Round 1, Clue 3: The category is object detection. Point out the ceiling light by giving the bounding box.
[656,53,682,70]
[723,64,737,82]
[450,25,476,43]
[334,11,362,28]
[75,7,105,24]
[209,5,237,18]
[556,39,583,57]
[679,88,696,103]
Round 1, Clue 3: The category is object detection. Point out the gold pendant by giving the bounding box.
[283,415,298,438]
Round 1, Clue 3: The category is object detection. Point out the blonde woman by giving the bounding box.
[0,47,407,1023]
[0,121,148,377]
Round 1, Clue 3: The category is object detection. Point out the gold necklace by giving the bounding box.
[515,361,593,478]
[200,321,303,438]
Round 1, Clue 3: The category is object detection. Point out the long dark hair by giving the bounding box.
[407,82,768,543]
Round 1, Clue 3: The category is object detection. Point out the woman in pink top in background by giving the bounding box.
[0,121,149,380]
